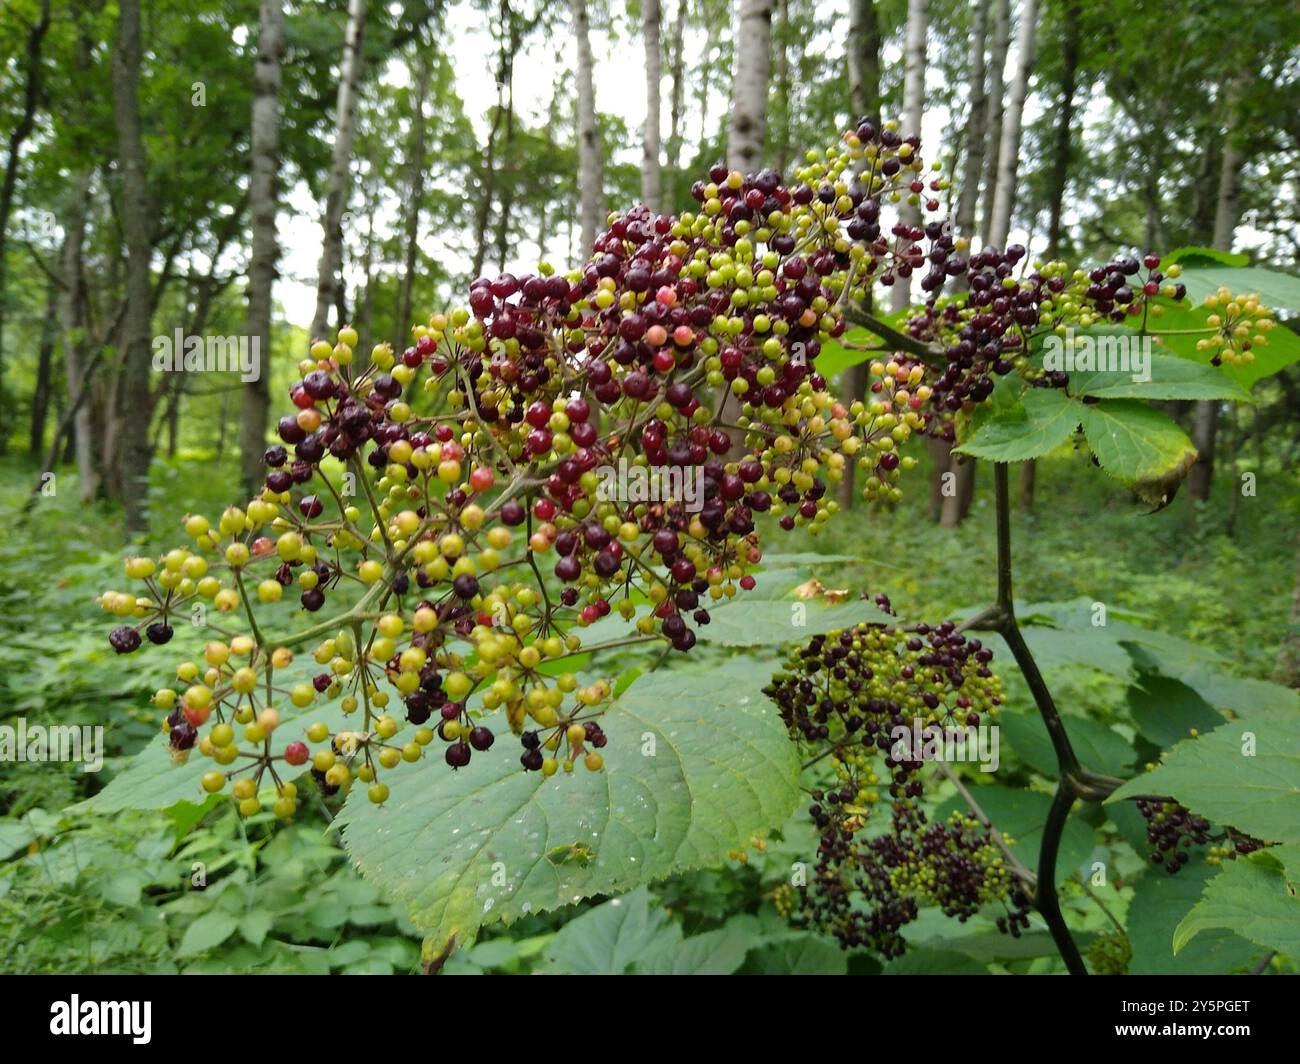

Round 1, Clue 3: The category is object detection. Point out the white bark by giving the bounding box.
[1213,78,1246,252]
[1192,75,1248,503]
[666,0,686,170]
[891,0,928,313]
[985,0,1038,250]
[641,0,662,211]
[241,0,285,494]
[847,0,880,124]
[726,0,775,174]
[979,0,1011,245]
[954,0,989,240]
[309,0,366,342]
[571,0,604,252]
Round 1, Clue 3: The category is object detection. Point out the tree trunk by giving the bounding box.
[726,0,775,174]
[1189,75,1247,503]
[1044,0,1079,259]
[28,278,59,458]
[953,0,989,243]
[470,9,510,279]
[1017,458,1035,511]
[493,15,520,273]
[985,0,1039,250]
[1212,79,1246,253]
[665,0,686,204]
[837,0,881,511]
[940,455,977,527]
[641,0,662,211]
[890,0,927,313]
[308,0,367,343]
[571,0,604,254]
[1023,0,1080,511]
[111,0,155,534]
[240,0,285,498]
[847,0,881,129]
[772,0,791,174]
[61,175,96,500]
[397,46,431,344]
[979,0,1011,247]
[0,0,52,455]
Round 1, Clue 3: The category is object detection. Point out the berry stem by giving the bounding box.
[233,569,267,649]
[842,305,944,367]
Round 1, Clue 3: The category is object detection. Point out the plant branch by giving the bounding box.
[841,305,944,367]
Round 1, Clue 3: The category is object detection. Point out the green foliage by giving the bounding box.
[336,660,800,957]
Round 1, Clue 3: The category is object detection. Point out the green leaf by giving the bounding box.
[1077,400,1197,505]
[239,910,273,948]
[1109,715,1300,844]
[955,388,1078,461]
[815,326,872,378]
[176,911,238,957]
[1123,636,1300,719]
[1066,352,1250,402]
[1125,862,1263,974]
[1173,857,1300,957]
[737,932,850,974]
[541,888,679,974]
[1168,266,1300,314]
[1000,711,1136,779]
[1126,675,1225,751]
[633,916,758,974]
[884,949,989,975]
[917,928,1086,962]
[1160,246,1250,270]
[1141,296,1300,390]
[336,660,800,955]
[691,596,893,647]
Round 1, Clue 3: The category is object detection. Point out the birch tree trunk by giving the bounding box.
[111,0,155,533]
[397,51,430,346]
[837,0,881,511]
[890,0,927,314]
[979,0,1011,246]
[641,0,662,211]
[954,0,989,241]
[726,0,775,174]
[471,11,510,279]
[571,0,604,253]
[985,0,1039,250]
[772,0,791,174]
[1189,75,1248,503]
[1024,0,1080,512]
[240,0,285,497]
[945,0,1036,528]
[308,0,367,343]
[666,0,686,174]
[493,16,520,272]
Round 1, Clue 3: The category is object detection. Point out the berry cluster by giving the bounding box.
[766,620,1026,955]
[1135,797,1264,874]
[1198,285,1276,366]
[896,252,1197,436]
[100,120,978,815]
